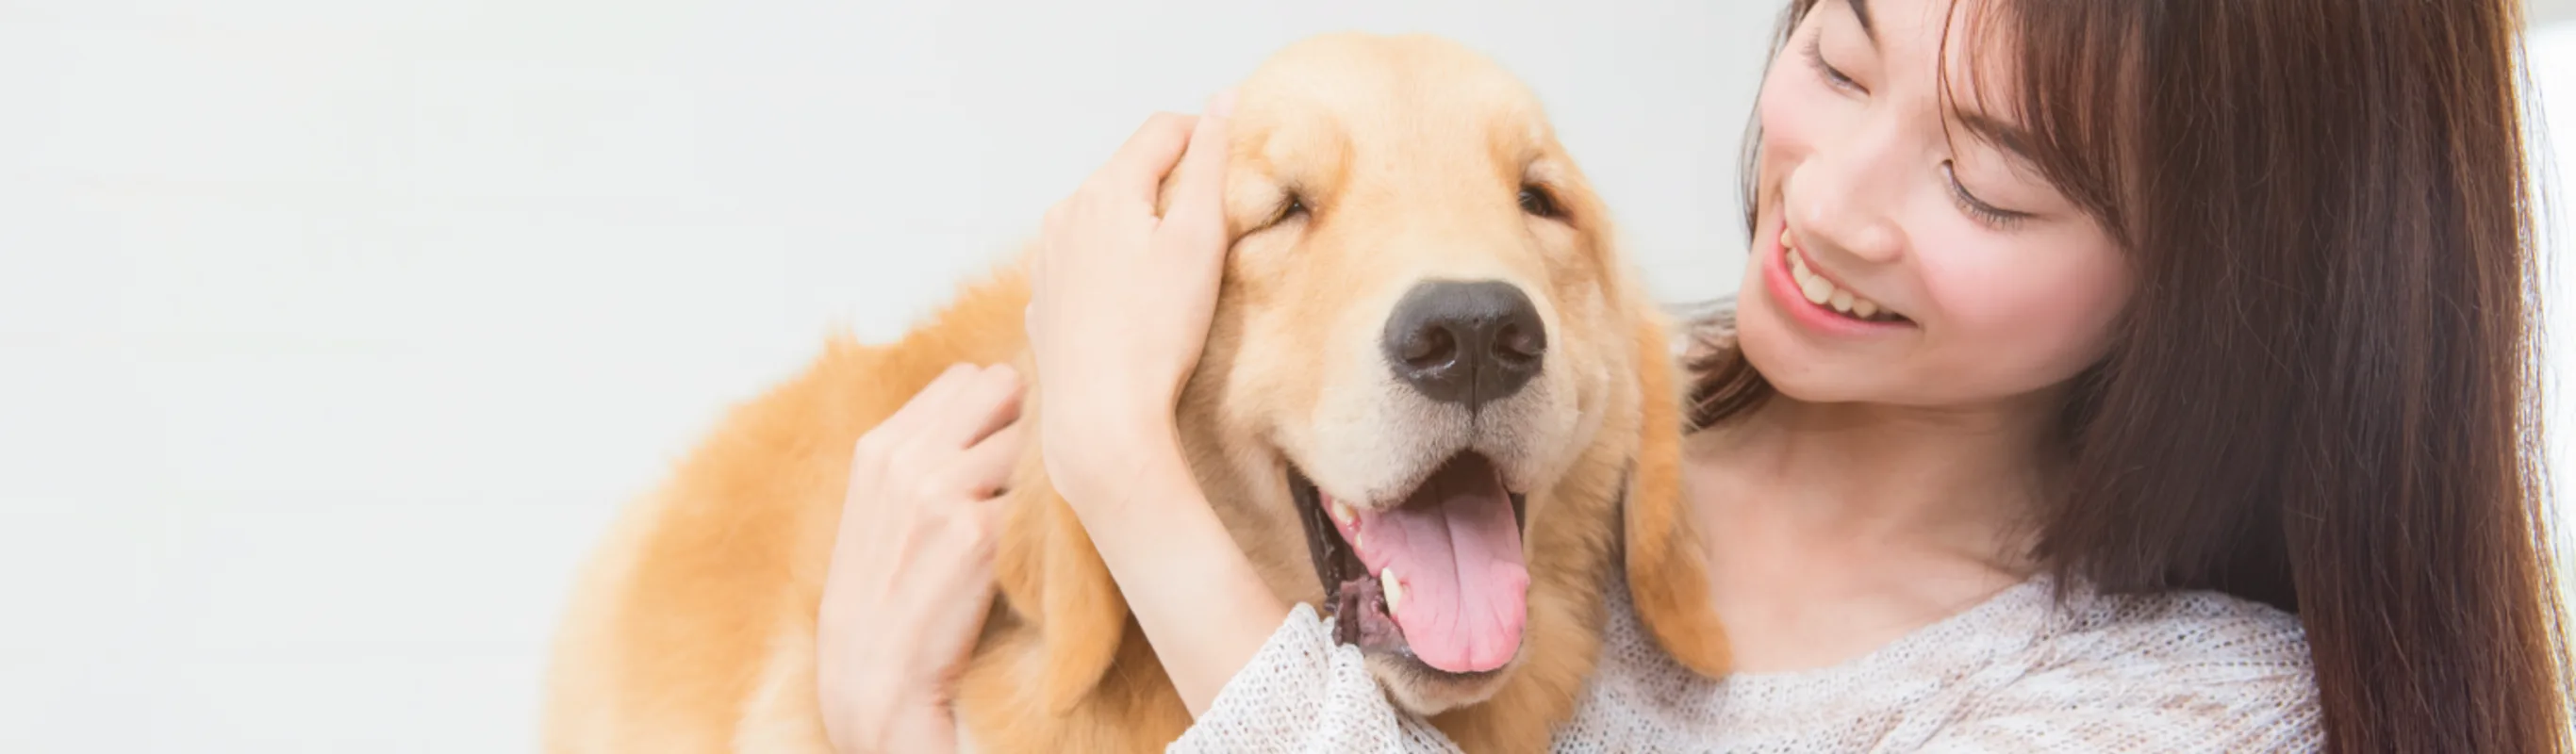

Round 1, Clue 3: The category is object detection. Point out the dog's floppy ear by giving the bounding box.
[989,373,1133,716]
[1622,310,1733,678]
[1553,156,1730,677]
[1034,486,1130,713]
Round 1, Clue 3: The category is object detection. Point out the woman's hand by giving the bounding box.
[815,364,1025,754]
[1023,92,1290,716]
[1025,91,1235,520]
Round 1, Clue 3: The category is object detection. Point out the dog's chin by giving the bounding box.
[1364,649,1518,715]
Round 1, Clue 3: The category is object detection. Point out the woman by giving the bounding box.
[819,0,2572,750]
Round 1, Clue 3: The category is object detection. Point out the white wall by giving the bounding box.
[0,2,1772,752]
[2539,0,2576,25]
[0,2,2568,752]
[2532,22,2576,624]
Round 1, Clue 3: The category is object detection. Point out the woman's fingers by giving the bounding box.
[1157,90,1236,248]
[1095,112,1202,205]
[882,364,980,439]
[858,364,978,467]
[847,363,979,517]
[916,365,1024,454]
[878,365,1009,475]
[949,421,1027,500]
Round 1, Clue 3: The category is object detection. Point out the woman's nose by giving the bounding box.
[1785,128,1907,266]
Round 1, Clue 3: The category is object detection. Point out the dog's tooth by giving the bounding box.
[1381,569,1404,613]
[1330,500,1355,526]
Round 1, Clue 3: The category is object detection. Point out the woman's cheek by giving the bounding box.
[1924,252,2128,385]
[1755,64,1833,157]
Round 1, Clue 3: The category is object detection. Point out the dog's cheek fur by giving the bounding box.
[1181,299,1338,609]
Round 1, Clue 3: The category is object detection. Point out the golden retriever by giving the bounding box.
[541,31,1726,754]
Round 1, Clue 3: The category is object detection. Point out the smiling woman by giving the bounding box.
[1686,0,2576,750]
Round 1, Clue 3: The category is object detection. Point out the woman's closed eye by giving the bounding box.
[1803,33,1865,95]
[1940,161,2034,230]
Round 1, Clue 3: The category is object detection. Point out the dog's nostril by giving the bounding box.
[1493,322,1544,365]
[1401,327,1459,369]
[1380,280,1546,411]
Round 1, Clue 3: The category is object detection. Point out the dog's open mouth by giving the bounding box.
[1292,452,1530,677]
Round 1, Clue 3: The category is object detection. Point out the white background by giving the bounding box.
[0,2,2568,751]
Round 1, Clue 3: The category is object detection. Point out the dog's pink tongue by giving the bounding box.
[1348,456,1527,673]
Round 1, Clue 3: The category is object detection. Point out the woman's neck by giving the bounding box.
[1695,389,2062,575]
[1680,390,2064,673]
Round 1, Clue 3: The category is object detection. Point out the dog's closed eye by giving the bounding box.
[1263,191,1312,229]
[1517,185,1563,220]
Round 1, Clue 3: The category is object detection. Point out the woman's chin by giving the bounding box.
[1734,320,1821,399]
[1733,306,1887,406]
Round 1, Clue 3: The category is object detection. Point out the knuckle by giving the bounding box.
[947,506,998,549]
[887,447,929,478]
[850,432,888,464]
[973,362,1011,386]
[911,475,949,504]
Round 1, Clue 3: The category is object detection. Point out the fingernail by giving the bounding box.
[1208,89,1238,120]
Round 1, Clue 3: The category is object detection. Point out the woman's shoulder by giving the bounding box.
[1938,581,2323,749]
[2041,581,2314,680]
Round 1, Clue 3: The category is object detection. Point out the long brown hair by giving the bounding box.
[1693,1,2572,750]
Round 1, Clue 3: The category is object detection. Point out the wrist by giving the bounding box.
[1048,404,1187,519]
[822,646,949,754]
[879,702,959,754]
[834,693,956,754]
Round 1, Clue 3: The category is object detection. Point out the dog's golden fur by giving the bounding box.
[543,32,1725,754]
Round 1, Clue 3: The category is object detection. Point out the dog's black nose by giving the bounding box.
[1381,280,1545,411]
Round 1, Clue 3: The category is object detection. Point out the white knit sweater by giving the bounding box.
[1168,570,2321,752]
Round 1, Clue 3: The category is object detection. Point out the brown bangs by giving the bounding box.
[1937,0,2142,246]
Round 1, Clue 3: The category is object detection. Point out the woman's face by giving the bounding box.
[1737,0,2130,410]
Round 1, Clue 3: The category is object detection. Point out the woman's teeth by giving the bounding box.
[1784,232,1897,322]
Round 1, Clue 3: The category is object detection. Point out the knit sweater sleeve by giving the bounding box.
[1164,603,1463,754]
[1910,593,2324,753]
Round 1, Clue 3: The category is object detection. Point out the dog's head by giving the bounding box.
[1191,31,1659,714]
[1010,32,1724,732]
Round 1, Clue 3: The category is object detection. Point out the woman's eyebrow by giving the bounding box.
[1957,110,2039,166]
[1848,0,1879,45]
